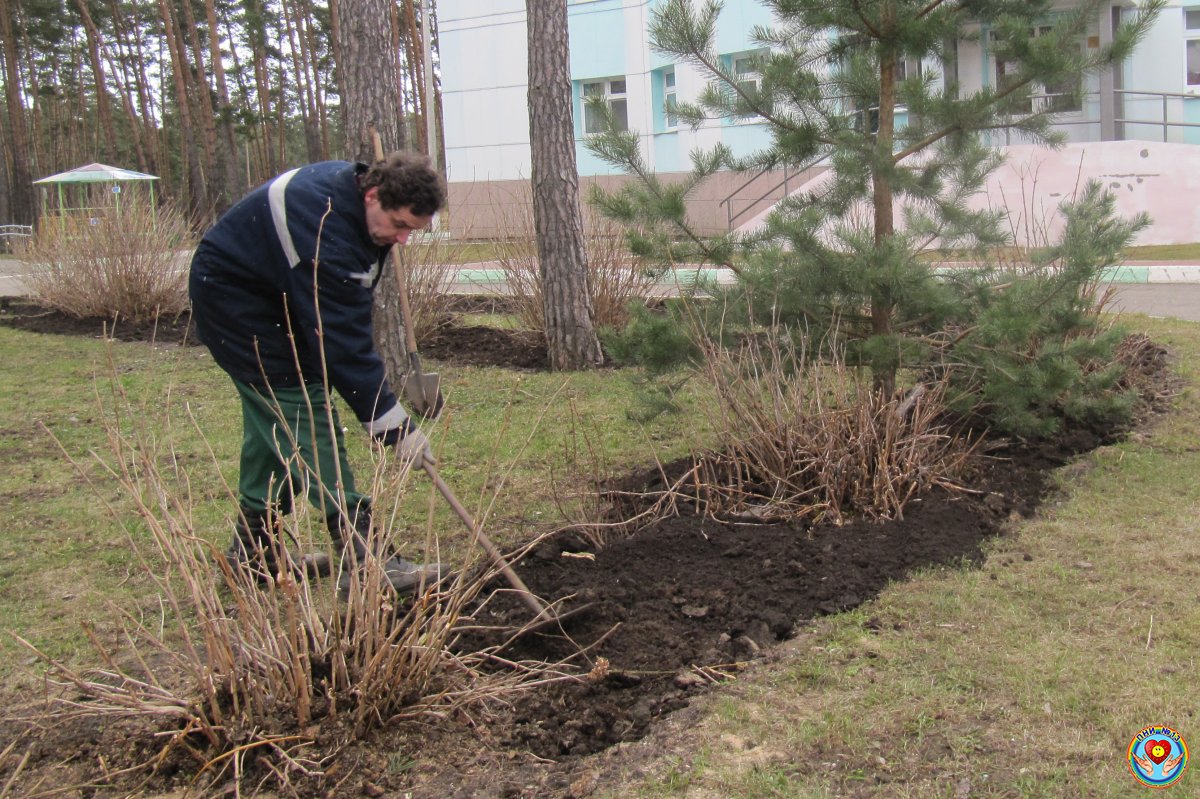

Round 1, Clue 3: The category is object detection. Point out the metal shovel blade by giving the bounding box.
[403,354,443,419]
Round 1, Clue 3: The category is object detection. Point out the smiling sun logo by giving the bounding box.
[1128,726,1188,788]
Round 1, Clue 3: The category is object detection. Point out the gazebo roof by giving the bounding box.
[33,163,159,184]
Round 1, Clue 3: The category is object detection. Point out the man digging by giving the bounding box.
[188,152,445,597]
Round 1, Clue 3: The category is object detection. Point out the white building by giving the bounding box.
[438,0,1200,241]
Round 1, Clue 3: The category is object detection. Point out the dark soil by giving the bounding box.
[0,299,1178,799]
[0,297,550,370]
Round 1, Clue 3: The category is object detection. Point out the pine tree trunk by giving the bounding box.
[203,0,244,206]
[177,0,224,212]
[74,0,119,163]
[333,0,412,391]
[871,0,898,396]
[334,0,404,162]
[387,0,408,150]
[158,0,207,218]
[109,0,160,175]
[526,0,603,371]
[405,0,426,154]
[0,0,34,225]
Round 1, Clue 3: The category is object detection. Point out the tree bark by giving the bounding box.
[202,0,244,207]
[333,0,414,392]
[333,0,404,162]
[403,0,426,153]
[109,0,160,175]
[0,0,35,225]
[526,0,603,370]
[281,0,320,161]
[73,0,119,163]
[177,0,224,211]
[158,0,207,218]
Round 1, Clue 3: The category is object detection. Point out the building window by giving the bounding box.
[664,69,678,128]
[895,56,922,83]
[1187,9,1200,86]
[583,78,628,133]
[727,50,766,119]
[993,26,1081,114]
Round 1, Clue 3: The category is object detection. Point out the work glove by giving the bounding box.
[396,426,434,467]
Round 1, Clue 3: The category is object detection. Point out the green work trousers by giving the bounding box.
[233,379,368,524]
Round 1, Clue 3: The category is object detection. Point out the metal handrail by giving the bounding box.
[1115,88,1200,142]
[720,155,833,230]
[0,224,32,254]
[720,165,789,230]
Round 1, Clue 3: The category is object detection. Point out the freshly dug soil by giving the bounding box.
[454,432,1091,762]
[0,297,550,370]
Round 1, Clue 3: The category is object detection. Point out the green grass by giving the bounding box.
[914,242,1200,263]
[597,313,1200,798]
[1124,242,1200,261]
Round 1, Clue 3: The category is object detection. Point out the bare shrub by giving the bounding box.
[12,346,572,794]
[609,322,978,530]
[20,196,194,322]
[399,232,473,340]
[494,190,658,334]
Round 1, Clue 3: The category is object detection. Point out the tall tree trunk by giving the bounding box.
[280,0,320,160]
[102,48,150,173]
[305,11,332,159]
[158,0,207,217]
[241,0,277,178]
[110,0,160,175]
[334,0,404,162]
[403,0,424,153]
[0,0,35,224]
[203,0,244,206]
[387,0,407,150]
[334,0,415,394]
[0,112,12,223]
[526,0,603,370]
[74,0,119,163]
[870,0,897,395]
[177,0,224,211]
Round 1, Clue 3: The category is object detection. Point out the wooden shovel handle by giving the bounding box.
[421,458,553,623]
[369,125,420,356]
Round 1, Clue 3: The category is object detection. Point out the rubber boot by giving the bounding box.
[224,508,331,584]
[328,506,444,598]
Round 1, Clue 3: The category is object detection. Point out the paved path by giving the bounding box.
[0,257,27,298]
[1107,283,1200,322]
[3,255,1198,322]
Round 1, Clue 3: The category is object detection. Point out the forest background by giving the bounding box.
[0,0,440,226]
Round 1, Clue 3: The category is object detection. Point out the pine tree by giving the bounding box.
[589,0,1162,435]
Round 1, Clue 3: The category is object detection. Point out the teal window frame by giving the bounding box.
[652,66,679,133]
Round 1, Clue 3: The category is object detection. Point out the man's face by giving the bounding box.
[363,187,434,246]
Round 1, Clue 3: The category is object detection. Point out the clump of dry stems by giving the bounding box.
[11,343,572,795]
[494,193,659,333]
[609,325,978,531]
[391,231,470,341]
[20,194,194,322]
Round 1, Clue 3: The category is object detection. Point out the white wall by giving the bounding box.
[439,1,530,182]
[740,141,1200,246]
[439,0,779,182]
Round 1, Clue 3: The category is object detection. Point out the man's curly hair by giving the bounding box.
[360,152,446,216]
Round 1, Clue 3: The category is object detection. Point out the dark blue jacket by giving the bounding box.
[189,161,409,437]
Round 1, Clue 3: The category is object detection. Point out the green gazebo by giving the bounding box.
[33,162,159,232]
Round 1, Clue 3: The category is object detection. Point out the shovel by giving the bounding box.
[393,248,444,418]
[370,127,443,419]
[419,455,591,633]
